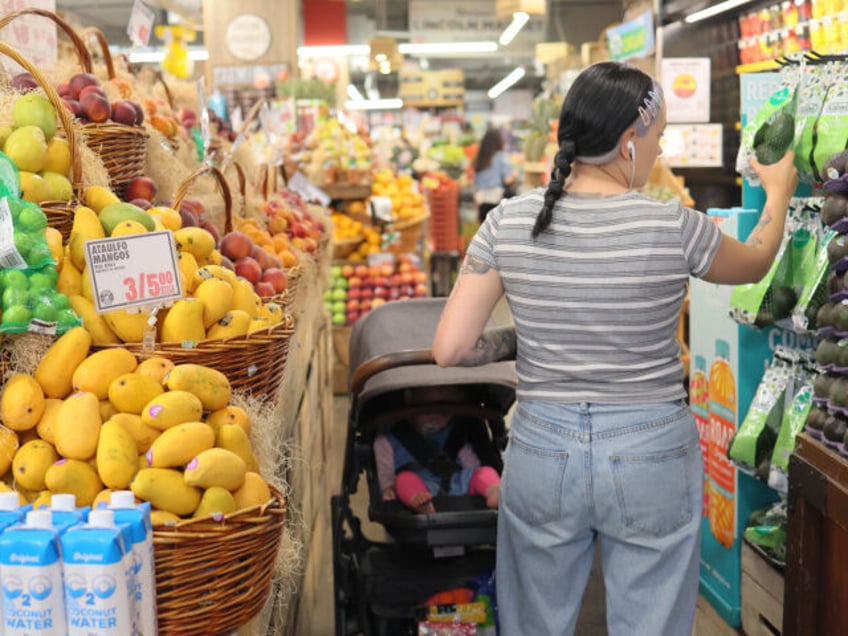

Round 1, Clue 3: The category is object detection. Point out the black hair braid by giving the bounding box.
[532,140,576,238]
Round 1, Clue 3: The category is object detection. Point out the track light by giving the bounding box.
[684,0,755,23]
[499,12,530,46]
[344,98,404,111]
[488,66,526,99]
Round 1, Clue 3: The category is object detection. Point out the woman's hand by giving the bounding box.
[382,486,397,501]
[750,150,798,203]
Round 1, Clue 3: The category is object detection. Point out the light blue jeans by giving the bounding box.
[497,400,702,636]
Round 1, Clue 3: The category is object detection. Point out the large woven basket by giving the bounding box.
[78,27,148,199]
[153,484,287,635]
[388,212,429,255]
[0,11,90,240]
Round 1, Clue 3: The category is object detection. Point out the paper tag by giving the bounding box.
[85,231,183,313]
[370,196,394,223]
[0,198,27,270]
[126,0,156,47]
[288,171,330,206]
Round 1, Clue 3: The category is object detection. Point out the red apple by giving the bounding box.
[414,283,429,297]
[360,299,372,312]
[129,198,152,210]
[347,287,362,300]
[79,85,107,100]
[179,208,198,228]
[125,176,157,203]
[69,72,99,100]
[254,280,276,298]
[380,264,394,277]
[400,284,415,298]
[220,256,235,272]
[373,286,388,300]
[341,265,355,278]
[345,299,360,312]
[360,288,374,301]
[61,99,82,117]
[372,276,387,289]
[220,231,253,261]
[111,100,138,126]
[128,100,145,125]
[234,256,262,284]
[251,245,272,270]
[348,276,362,288]
[11,72,38,92]
[200,220,220,246]
[55,81,70,97]
[388,287,400,301]
[260,267,288,293]
[79,92,111,123]
[389,274,402,287]
[354,265,369,278]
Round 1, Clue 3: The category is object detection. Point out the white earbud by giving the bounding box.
[627,140,636,161]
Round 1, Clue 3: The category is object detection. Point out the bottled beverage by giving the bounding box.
[690,355,710,517]
[708,340,737,549]
[48,493,86,534]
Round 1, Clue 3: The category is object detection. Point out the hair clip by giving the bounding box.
[636,81,664,136]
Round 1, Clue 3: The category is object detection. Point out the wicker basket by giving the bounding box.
[332,236,364,260]
[0,13,89,240]
[388,213,429,255]
[78,28,148,199]
[153,483,287,635]
[272,265,302,309]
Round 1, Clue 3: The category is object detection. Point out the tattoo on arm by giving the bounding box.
[455,327,516,366]
[460,255,491,275]
[745,207,773,247]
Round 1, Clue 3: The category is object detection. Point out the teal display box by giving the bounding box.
[689,210,814,626]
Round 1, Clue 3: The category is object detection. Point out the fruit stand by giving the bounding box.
[0,12,338,634]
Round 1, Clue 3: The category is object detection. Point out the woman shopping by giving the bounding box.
[432,61,798,636]
[473,127,517,223]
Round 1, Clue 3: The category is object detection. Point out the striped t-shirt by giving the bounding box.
[466,189,723,404]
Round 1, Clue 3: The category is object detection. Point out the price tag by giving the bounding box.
[288,171,331,207]
[127,0,156,47]
[85,231,183,313]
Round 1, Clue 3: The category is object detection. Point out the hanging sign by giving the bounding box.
[127,0,156,47]
[85,231,183,313]
[606,10,655,61]
[662,57,711,123]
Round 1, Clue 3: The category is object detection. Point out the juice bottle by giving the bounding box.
[690,355,710,517]
[708,340,737,549]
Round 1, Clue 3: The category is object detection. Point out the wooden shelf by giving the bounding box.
[322,184,372,201]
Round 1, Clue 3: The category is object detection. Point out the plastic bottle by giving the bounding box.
[48,493,87,534]
[0,509,67,635]
[110,490,157,636]
[689,355,710,517]
[61,508,134,635]
[708,339,737,549]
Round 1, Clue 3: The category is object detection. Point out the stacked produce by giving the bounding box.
[0,328,272,522]
[299,118,374,187]
[371,169,427,222]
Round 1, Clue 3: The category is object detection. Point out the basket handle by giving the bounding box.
[224,161,247,215]
[0,41,82,199]
[154,70,176,112]
[81,27,115,79]
[0,9,93,72]
[172,165,233,234]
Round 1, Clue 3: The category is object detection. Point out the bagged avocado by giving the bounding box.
[744,502,788,567]
[792,62,835,184]
[736,66,802,184]
[768,373,814,495]
[809,63,848,184]
[792,214,834,332]
[727,349,797,481]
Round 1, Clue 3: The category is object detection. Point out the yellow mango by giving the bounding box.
[33,326,92,398]
[206,405,251,436]
[31,490,52,509]
[260,302,284,326]
[207,249,222,266]
[141,390,203,431]
[131,468,201,516]
[166,364,232,411]
[17,427,40,446]
[206,310,252,340]
[54,392,102,460]
[109,413,160,453]
[145,421,214,468]
[108,373,164,414]
[192,486,236,519]
[96,419,139,489]
[159,299,206,344]
[45,458,103,507]
[72,348,138,399]
[80,266,94,302]
[110,220,148,237]
[215,423,258,472]
[44,226,64,269]
[134,357,174,384]
[99,400,119,422]
[192,264,237,289]
[1,374,45,431]
[69,205,106,270]
[149,509,180,525]
[68,295,120,345]
[0,426,20,475]
[92,488,114,510]
[35,399,63,445]
[183,448,246,490]
[174,227,216,260]
[12,439,58,491]
[56,258,83,297]
[230,278,260,317]
[103,308,153,343]
[232,472,272,510]
[247,317,270,334]
[177,251,199,293]
[194,278,234,328]
[147,206,182,231]
[0,482,28,506]
[84,185,121,213]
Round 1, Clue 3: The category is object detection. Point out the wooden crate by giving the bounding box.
[741,542,784,636]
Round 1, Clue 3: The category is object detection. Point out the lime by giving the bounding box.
[24,244,52,267]
[2,305,31,325]
[50,293,71,310]
[1,269,28,289]
[5,197,24,221]
[56,308,79,326]
[27,272,54,291]
[2,287,28,309]
[32,302,58,323]
[41,265,58,281]
[13,231,36,258]
[16,205,47,233]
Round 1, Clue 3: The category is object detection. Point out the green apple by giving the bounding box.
[32,302,58,323]
[2,305,32,325]
[0,269,27,289]
[2,287,28,308]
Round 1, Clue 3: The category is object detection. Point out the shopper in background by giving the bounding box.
[432,61,797,636]
[473,128,517,223]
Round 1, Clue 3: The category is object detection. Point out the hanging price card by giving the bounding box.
[85,231,183,313]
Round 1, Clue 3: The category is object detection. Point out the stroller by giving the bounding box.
[331,297,516,635]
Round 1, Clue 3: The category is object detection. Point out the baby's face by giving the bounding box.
[414,413,450,435]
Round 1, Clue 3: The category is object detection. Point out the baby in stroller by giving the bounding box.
[373,387,501,514]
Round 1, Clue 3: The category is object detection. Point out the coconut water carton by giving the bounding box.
[0,509,67,636]
[47,494,87,534]
[109,491,157,636]
[60,509,134,635]
[0,491,24,531]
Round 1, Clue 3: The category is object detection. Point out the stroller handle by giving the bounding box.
[349,349,435,395]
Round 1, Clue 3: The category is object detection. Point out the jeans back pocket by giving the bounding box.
[502,437,569,527]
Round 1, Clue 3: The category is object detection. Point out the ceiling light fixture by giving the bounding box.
[499,12,530,46]
[123,47,209,63]
[398,41,498,55]
[488,66,526,99]
[347,84,365,101]
[297,44,370,57]
[344,98,404,111]
[684,0,755,23]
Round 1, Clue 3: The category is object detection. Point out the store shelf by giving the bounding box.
[736,60,782,74]
[322,184,372,201]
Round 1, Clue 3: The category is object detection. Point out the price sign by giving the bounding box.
[127,0,156,47]
[85,231,183,313]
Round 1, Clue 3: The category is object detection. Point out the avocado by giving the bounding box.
[829,272,844,296]
[816,338,841,365]
[818,302,837,328]
[823,149,848,180]
[823,411,848,444]
[829,376,848,406]
[98,202,156,236]
[822,193,848,227]
[770,285,797,320]
[814,373,837,399]
[828,235,848,265]
[834,303,848,332]
[754,112,795,165]
[806,406,829,433]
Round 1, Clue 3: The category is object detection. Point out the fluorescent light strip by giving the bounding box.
[344,98,404,111]
[398,41,498,55]
[123,48,209,63]
[499,12,530,46]
[347,84,365,101]
[488,66,526,99]
[297,44,370,57]
[684,0,755,23]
